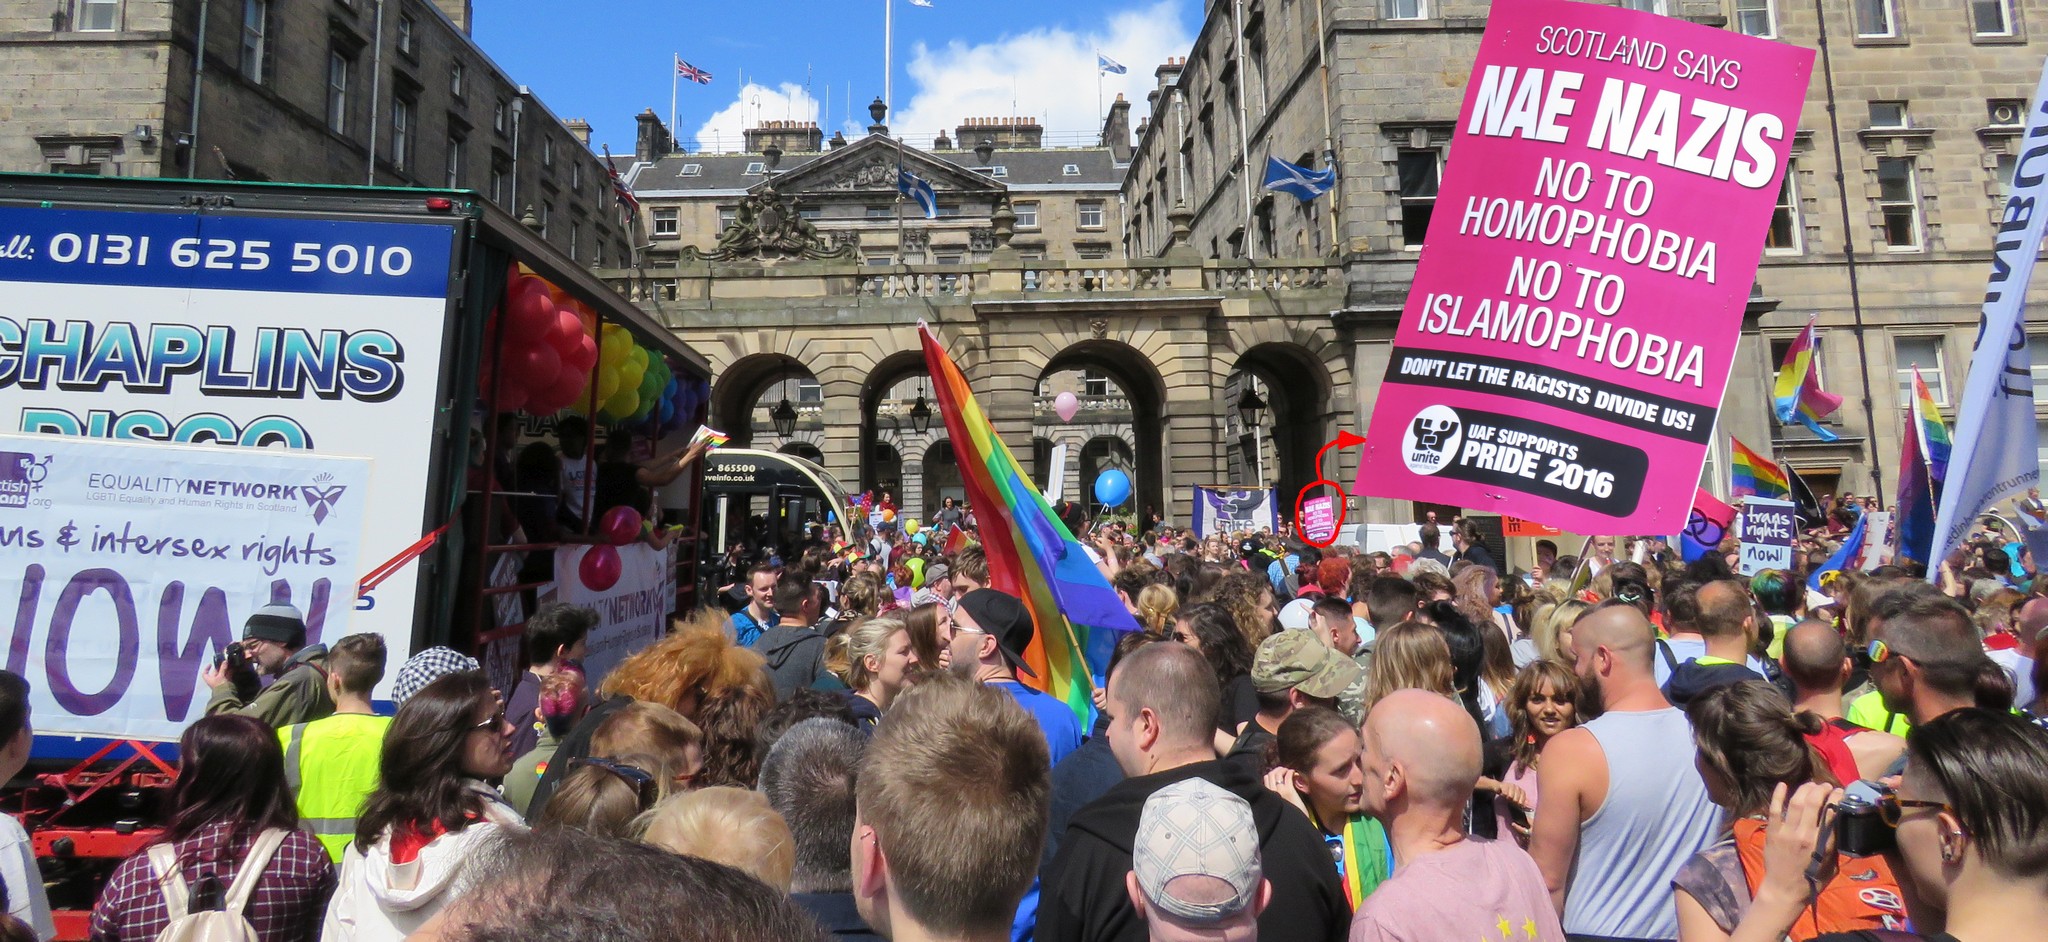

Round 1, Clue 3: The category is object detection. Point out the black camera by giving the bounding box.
[1835,791,1893,857]
[214,641,260,702]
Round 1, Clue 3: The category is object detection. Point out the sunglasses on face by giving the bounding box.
[573,757,660,811]
[1866,639,1908,665]
[1875,793,1951,827]
[470,711,507,732]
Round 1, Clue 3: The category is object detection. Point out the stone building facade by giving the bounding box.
[619,102,1133,267]
[0,0,627,263]
[1121,0,2048,518]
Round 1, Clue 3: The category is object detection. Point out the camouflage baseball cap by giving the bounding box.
[1251,629,1364,699]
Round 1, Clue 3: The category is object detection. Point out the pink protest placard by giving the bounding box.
[1302,495,1337,543]
[1355,0,1814,535]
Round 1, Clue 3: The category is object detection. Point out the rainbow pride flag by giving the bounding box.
[919,324,1139,723]
[1910,367,1952,483]
[1731,437,1791,500]
[1773,316,1843,442]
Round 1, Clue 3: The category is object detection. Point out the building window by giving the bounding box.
[541,136,554,168]
[570,221,581,261]
[396,13,415,55]
[866,205,892,218]
[1997,152,2019,204]
[1384,0,1425,18]
[988,165,1008,178]
[1398,149,1441,248]
[2028,335,2048,400]
[571,162,582,191]
[719,207,738,229]
[1895,336,1946,406]
[934,251,963,265]
[1078,247,1110,260]
[390,96,413,170]
[1766,170,1801,253]
[680,163,702,176]
[1620,0,1667,12]
[799,207,821,220]
[326,51,351,134]
[1991,99,2026,127]
[444,134,463,188]
[1855,0,1897,38]
[1770,336,1827,390]
[1062,163,1081,176]
[1078,201,1105,229]
[540,201,552,238]
[1733,0,1775,37]
[450,62,464,98]
[744,162,765,175]
[77,0,120,31]
[1876,157,1922,250]
[1869,101,1909,128]
[493,100,508,135]
[1014,201,1039,228]
[240,0,268,81]
[653,207,679,236]
[41,139,119,175]
[489,162,507,205]
[864,254,892,266]
[1973,0,2014,36]
[1084,371,1109,397]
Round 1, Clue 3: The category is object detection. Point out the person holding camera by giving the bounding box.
[1672,681,1905,942]
[202,603,334,729]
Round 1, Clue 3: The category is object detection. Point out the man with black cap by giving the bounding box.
[950,588,1083,765]
[201,602,334,728]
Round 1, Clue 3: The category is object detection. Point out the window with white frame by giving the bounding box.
[391,96,413,170]
[569,221,581,261]
[1384,0,1425,19]
[1869,101,1909,128]
[1062,164,1080,176]
[1765,169,1801,253]
[744,162,765,175]
[1015,201,1040,229]
[1855,0,1897,38]
[240,0,268,81]
[77,0,120,31]
[396,13,415,55]
[325,50,350,134]
[652,207,679,236]
[444,134,463,188]
[493,100,507,135]
[1876,157,1922,250]
[1895,336,1947,406]
[489,164,505,204]
[1733,0,1776,36]
[571,161,582,191]
[1973,0,2014,36]
[1997,152,2019,204]
[680,164,702,176]
[720,207,738,228]
[542,136,554,168]
[1621,0,1667,13]
[450,62,464,98]
[540,201,551,238]
[2029,335,2048,403]
[1084,371,1109,396]
[1078,201,1106,229]
[1398,149,1441,248]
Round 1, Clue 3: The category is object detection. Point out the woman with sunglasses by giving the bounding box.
[534,755,668,838]
[323,671,520,942]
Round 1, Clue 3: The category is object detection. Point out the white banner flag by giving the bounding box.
[1931,60,2048,572]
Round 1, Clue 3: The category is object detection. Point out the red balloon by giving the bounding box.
[551,308,584,351]
[561,333,598,374]
[509,340,562,393]
[538,364,588,414]
[494,378,528,414]
[600,506,643,545]
[507,279,556,340]
[579,544,622,591]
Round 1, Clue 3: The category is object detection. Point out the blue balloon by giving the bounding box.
[1094,469,1132,506]
[658,399,675,424]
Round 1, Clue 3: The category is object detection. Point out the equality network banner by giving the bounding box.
[0,433,369,740]
[1356,0,1814,534]
[0,205,461,680]
[557,542,677,688]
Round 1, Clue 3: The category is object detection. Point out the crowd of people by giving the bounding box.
[2,498,2046,942]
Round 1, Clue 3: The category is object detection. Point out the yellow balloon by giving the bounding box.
[597,368,621,401]
[904,520,920,536]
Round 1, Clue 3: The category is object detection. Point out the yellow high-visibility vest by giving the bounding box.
[279,712,391,861]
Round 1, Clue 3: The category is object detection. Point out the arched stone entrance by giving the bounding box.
[709,353,821,449]
[1226,341,1338,520]
[1039,341,1168,522]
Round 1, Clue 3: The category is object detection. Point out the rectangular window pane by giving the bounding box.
[2029,335,2048,403]
[1765,172,1799,251]
[1869,101,1908,128]
[391,98,411,170]
[1876,158,1920,249]
[652,208,678,236]
[326,52,349,134]
[1621,0,1666,12]
[1733,0,1774,36]
[1896,336,1945,406]
[444,136,462,188]
[450,62,464,98]
[1399,149,1440,248]
[1973,0,2012,35]
[1384,0,1424,19]
[79,0,119,31]
[1016,202,1039,228]
[1079,202,1105,228]
[240,0,267,79]
[1856,0,1895,36]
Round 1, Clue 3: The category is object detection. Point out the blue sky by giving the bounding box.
[474,0,1199,157]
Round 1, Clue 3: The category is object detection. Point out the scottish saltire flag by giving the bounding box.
[919,323,1140,725]
[1910,368,1952,483]
[1730,437,1791,500]
[1682,488,1736,563]
[1772,316,1843,442]
[896,169,938,219]
[1263,156,1337,203]
[1097,53,1127,74]
[675,58,712,84]
[1811,511,1868,591]
[1897,395,1938,565]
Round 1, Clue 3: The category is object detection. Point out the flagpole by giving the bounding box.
[895,135,907,266]
[1229,0,1256,259]
[670,56,679,155]
[1095,51,1102,128]
[1312,0,1340,254]
[884,0,893,117]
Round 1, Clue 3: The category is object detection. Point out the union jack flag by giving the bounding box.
[675,57,712,85]
[601,145,639,213]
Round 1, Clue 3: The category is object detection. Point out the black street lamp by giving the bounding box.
[1236,385,1267,429]
[770,382,798,437]
[909,394,932,433]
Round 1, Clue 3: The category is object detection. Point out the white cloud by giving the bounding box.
[891,1,1193,149]
[693,82,823,154]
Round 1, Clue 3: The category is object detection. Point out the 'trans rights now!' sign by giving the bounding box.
[1356,0,1814,535]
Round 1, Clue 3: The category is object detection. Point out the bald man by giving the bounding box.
[1527,603,1721,942]
[1781,619,1906,781]
[1349,690,1564,942]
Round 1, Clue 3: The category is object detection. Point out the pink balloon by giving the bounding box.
[1054,390,1081,422]
[509,340,562,392]
[551,308,585,351]
[578,544,622,591]
[537,365,588,414]
[561,333,598,374]
[600,506,643,545]
[506,279,556,340]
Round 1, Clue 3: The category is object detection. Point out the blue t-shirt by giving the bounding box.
[989,680,1083,766]
[729,608,779,648]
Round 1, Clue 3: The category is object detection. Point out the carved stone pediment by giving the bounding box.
[753,133,1008,198]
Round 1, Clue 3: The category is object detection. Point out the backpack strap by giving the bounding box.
[145,843,190,922]
[220,829,289,918]
[1655,638,1680,672]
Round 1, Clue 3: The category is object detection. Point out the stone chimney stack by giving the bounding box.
[431,0,471,33]
[563,119,592,148]
[743,120,826,154]
[635,110,674,163]
[1099,95,1132,163]
[953,116,1043,150]
[1156,57,1186,94]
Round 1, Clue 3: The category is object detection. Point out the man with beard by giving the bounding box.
[1527,602,1721,942]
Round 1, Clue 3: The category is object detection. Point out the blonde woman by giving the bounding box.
[831,616,917,734]
[1134,584,1179,637]
[1359,620,1455,715]
[635,786,797,892]
[1518,599,1591,666]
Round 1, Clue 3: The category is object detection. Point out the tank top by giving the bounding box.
[1564,707,1725,941]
